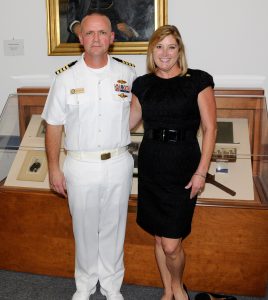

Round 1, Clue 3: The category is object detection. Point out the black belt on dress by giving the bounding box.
[144,128,196,143]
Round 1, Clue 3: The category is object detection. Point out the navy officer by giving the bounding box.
[42,11,136,300]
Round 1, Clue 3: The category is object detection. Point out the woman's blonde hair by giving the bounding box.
[147,25,188,76]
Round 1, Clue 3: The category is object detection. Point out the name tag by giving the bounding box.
[70,88,85,94]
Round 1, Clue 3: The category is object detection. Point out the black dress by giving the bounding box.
[131,69,214,239]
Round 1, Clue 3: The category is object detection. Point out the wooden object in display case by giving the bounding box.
[17,87,48,138]
[0,87,267,297]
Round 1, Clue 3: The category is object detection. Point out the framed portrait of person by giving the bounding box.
[46,0,168,55]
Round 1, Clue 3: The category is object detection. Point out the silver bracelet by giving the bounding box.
[194,172,206,179]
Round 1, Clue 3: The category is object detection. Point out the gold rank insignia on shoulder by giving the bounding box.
[186,73,191,77]
[112,57,135,67]
[70,88,85,94]
[55,60,78,75]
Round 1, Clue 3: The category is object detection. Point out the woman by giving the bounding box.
[130,25,217,300]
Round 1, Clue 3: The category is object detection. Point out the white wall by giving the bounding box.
[170,0,268,89]
[0,0,268,115]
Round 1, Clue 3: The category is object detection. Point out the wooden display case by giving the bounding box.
[0,87,267,297]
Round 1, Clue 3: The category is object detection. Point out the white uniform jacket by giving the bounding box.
[42,54,136,151]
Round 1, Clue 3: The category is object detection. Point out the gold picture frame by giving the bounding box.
[46,0,168,55]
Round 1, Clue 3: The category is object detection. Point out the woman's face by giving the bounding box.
[152,34,180,74]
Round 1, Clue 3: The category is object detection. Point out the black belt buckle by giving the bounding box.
[166,129,178,143]
[147,128,187,143]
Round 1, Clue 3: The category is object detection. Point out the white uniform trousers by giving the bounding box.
[63,151,133,295]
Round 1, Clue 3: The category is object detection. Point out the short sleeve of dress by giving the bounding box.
[131,76,143,99]
[197,70,215,94]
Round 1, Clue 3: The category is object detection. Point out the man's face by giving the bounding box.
[79,14,115,58]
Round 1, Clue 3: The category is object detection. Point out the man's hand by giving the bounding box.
[49,167,67,198]
[117,23,139,38]
[45,124,66,197]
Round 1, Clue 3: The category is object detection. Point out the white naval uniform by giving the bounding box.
[42,54,136,298]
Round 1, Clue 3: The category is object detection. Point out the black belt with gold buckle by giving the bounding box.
[101,152,111,160]
[144,128,196,143]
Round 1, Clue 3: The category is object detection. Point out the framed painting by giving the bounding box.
[46,0,168,55]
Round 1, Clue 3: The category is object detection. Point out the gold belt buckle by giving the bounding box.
[101,152,111,160]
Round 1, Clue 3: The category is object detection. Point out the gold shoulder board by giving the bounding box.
[112,57,135,67]
[55,60,78,75]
